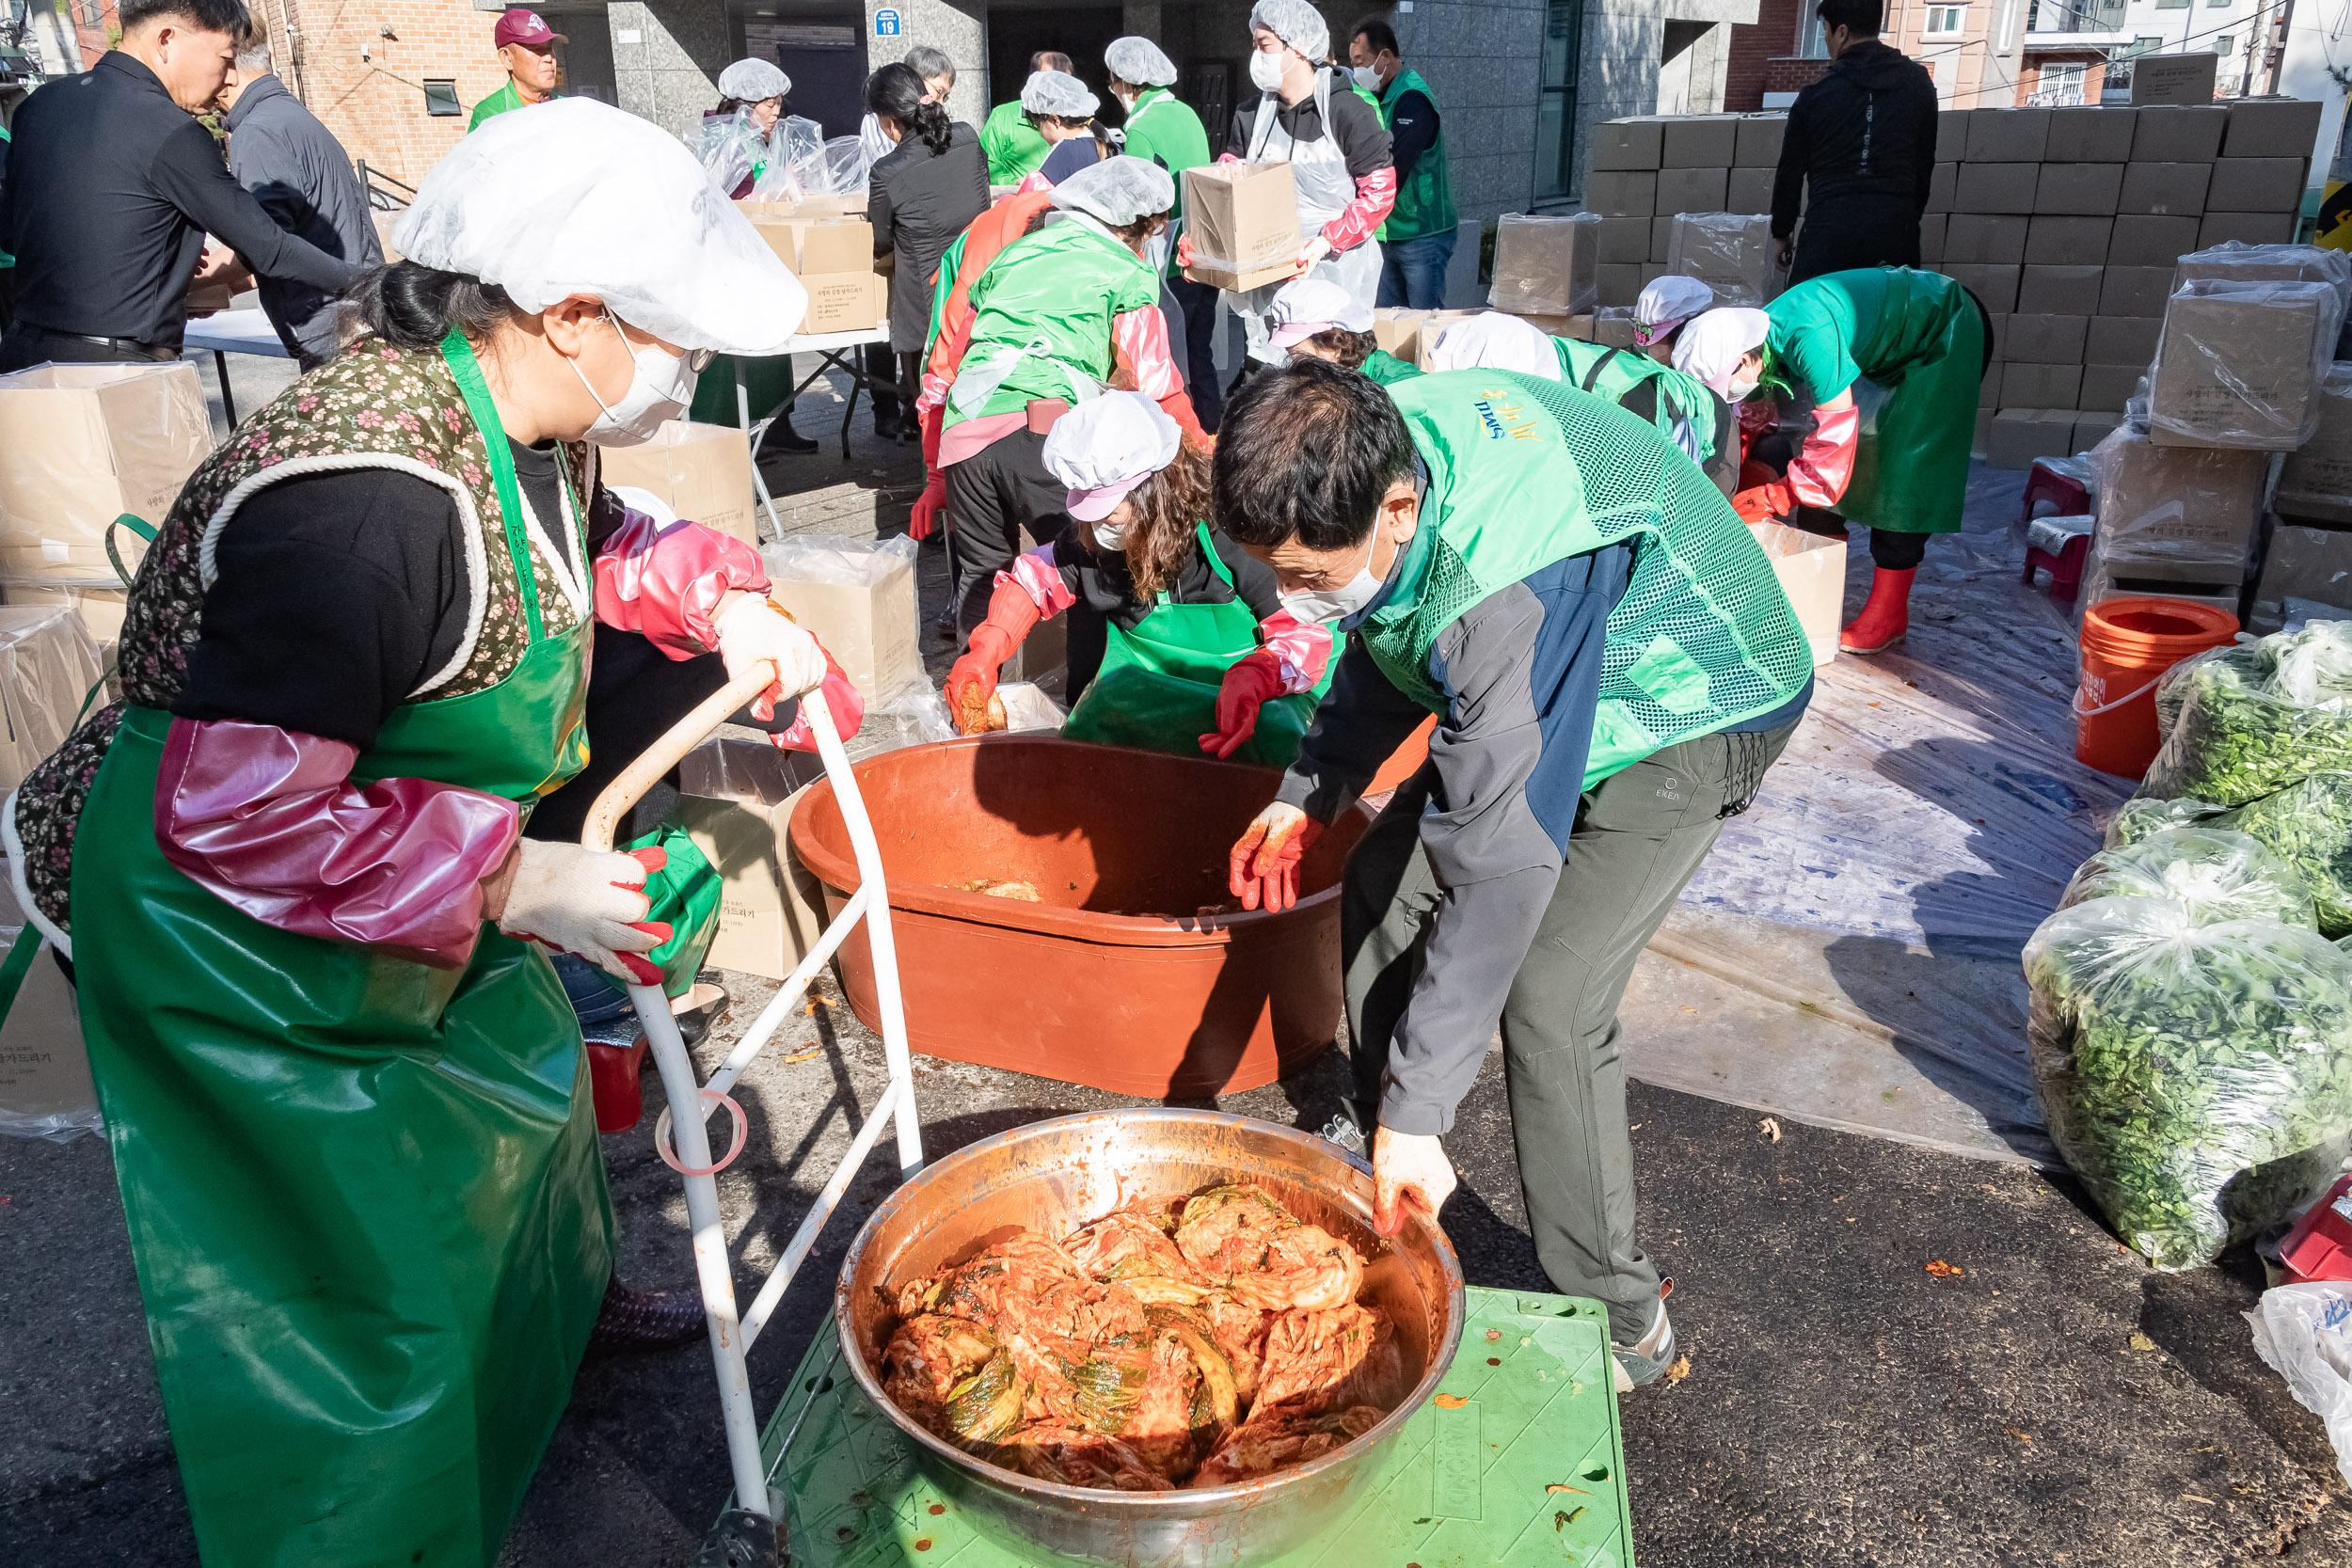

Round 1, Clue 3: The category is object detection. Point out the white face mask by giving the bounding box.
[1351,65,1381,94]
[1279,526,1387,625]
[573,312,699,446]
[1727,372,1759,403]
[1248,48,1290,93]
[1091,517,1128,552]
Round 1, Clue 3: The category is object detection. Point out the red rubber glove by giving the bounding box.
[1732,478,1796,525]
[946,577,1041,734]
[774,648,866,752]
[909,405,946,541]
[1176,230,1196,270]
[1199,648,1287,760]
[1228,803,1324,913]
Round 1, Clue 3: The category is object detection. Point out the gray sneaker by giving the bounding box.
[1611,1281,1678,1393]
[1317,1114,1366,1154]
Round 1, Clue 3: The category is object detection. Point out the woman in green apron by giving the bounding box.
[0,100,852,1568]
[944,390,1334,763]
[1675,269,1990,653]
[1268,276,1420,385]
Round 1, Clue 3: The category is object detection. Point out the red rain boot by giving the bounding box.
[587,1036,648,1132]
[1840,567,1915,655]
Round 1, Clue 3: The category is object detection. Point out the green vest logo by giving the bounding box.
[1472,393,1548,442]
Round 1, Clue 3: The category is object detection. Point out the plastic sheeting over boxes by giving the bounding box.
[0,361,210,588]
[0,606,102,796]
[757,534,925,705]
[1487,213,1600,318]
[2087,421,2267,573]
[2149,279,2344,450]
[1666,213,1777,308]
[2278,365,2352,524]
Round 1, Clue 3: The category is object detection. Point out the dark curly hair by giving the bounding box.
[1302,326,1376,370]
[1104,438,1215,600]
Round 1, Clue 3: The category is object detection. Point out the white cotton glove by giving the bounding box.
[1372,1126,1457,1237]
[495,838,663,984]
[715,595,828,722]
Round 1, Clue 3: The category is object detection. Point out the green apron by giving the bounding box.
[68,330,613,1568]
[614,818,723,1000]
[1060,522,1336,768]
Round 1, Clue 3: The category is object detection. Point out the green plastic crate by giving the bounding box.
[749,1286,1634,1567]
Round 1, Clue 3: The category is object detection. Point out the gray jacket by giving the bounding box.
[224,75,381,361]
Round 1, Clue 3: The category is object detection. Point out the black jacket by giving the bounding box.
[867,123,989,352]
[226,74,383,362]
[1771,40,1938,242]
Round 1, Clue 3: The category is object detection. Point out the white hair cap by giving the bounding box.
[1104,36,1180,87]
[1021,70,1100,118]
[1672,307,1772,395]
[1050,154,1177,226]
[717,57,789,102]
[1426,312,1564,381]
[1268,277,1374,348]
[1249,0,1331,63]
[1041,391,1184,520]
[391,98,808,356]
[1634,275,1714,345]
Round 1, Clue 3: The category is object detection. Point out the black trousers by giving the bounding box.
[1786,199,1923,289]
[0,325,175,372]
[1168,274,1223,432]
[864,341,911,434]
[944,428,1066,641]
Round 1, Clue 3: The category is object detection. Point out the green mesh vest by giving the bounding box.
[1359,371,1811,788]
[1551,339,1719,456]
[947,217,1161,428]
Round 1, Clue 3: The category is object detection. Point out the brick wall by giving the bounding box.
[1724,0,1804,111]
[284,0,524,190]
[1763,56,1828,96]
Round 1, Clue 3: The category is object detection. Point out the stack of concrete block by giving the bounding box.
[1586,113,1788,309]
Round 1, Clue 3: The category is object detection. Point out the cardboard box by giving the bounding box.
[0,361,211,588]
[1974,407,1994,456]
[1181,162,1301,291]
[1735,114,1787,167]
[1984,313,2010,357]
[2002,361,2082,410]
[734,211,889,332]
[2149,278,2339,449]
[1746,520,1845,667]
[1589,117,1665,171]
[1944,213,2028,265]
[0,605,102,796]
[1980,361,2004,407]
[1666,213,1775,307]
[2088,424,2268,571]
[1987,407,2077,468]
[2119,162,2211,216]
[1926,162,1955,214]
[2131,53,2220,107]
[1956,162,2039,214]
[1372,307,1434,362]
[1490,213,1602,316]
[675,739,830,981]
[1655,166,1728,215]
[2088,314,2164,366]
[1942,261,2020,314]
[2224,97,2325,159]
[2207,157,2310,214]
[2053,104,2139,163]
[2248,517,2352,631]
[2026,214,2112,265]
[1920,213,1947,266]
[2275,362,2352,522]
[1584,170,1658,217]
[1411,309,1490,371]
[2199,212,2298,248]
[1661,117,1738,169]
[759,535,924,705]
[1966,107,2052,164]
[1937,109,1968,164]
[2176,240,2352,302]
[0,879,95,1139]
[1650,214,1677,261]
[2074,411,2122,450]
[2106,214,2201,266]
[1726,166,1773,214]
[595,420,757,546]
[0,584,126,646]
[2079,362,2146,411]
[2006,314,2090,364]
[2132,104,2229,163]
[1594,264,1644,309]
[1599,215,1649,264]
[1592,307,1640,349]
[2033,163,2123,216]
[2099,264,2178,318]
[2020,264,2106,317]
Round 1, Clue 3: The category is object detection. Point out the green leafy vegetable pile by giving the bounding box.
[2023,897,2352,1271]
[2061,827,2314,928]
[2218,772,2352,938]
[2144,625,2352,806]
[2104,797,2226,850]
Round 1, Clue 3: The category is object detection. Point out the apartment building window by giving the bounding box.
[2215,33,2233,50]
[2034,62,2089,104]
[2154,0,2189,9]
[77,0,101,24]
[1924,4,1965,36]
[423,79,463,117]
[1535,0,1583,201]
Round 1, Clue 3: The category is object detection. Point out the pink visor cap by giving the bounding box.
[1065,472,1154,521]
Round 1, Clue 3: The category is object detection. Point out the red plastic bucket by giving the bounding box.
[2074,596,2239,778]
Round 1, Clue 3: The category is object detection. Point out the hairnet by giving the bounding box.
[1426,312,1563,381]
[1673,308,1772,394]
[391,98,808,356]
[1634,275,1714,345]
[1050,154,1176,226]
[1021,70,1099,118]
[1041,391,1184,519]
[1249,0,1330,64]
[718,57,789,103]
[1104,36,1180,87]
[1268,277,1373,347]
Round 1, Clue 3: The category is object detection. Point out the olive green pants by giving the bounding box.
[1342,721,1799,1341]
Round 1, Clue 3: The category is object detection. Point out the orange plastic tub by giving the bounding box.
[2074,595,2239,778]
[787,736,1371,1098]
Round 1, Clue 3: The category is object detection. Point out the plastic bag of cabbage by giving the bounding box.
[2216,773,2352,938]
[2061,827,2316,927]
[2024,895,2352,1271]
[2143,624,2352,806]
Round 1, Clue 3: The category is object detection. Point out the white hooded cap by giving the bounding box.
[390,98,807,356]
[717,57,789,102]
[1672,307,1772,395]
[1105,36,1180,87]
[1268,277,1374,348]
[1634,275,1714,346]
[1041,391,1184,520]
[1050,154,1177,226]
[1249,0,1331,63]
[1426,312,1564,381]
[1021,70,1100,118]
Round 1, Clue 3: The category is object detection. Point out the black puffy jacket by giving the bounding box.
[1771,40,1939,241]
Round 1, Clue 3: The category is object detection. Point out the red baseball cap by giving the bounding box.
[494,8,564,47]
